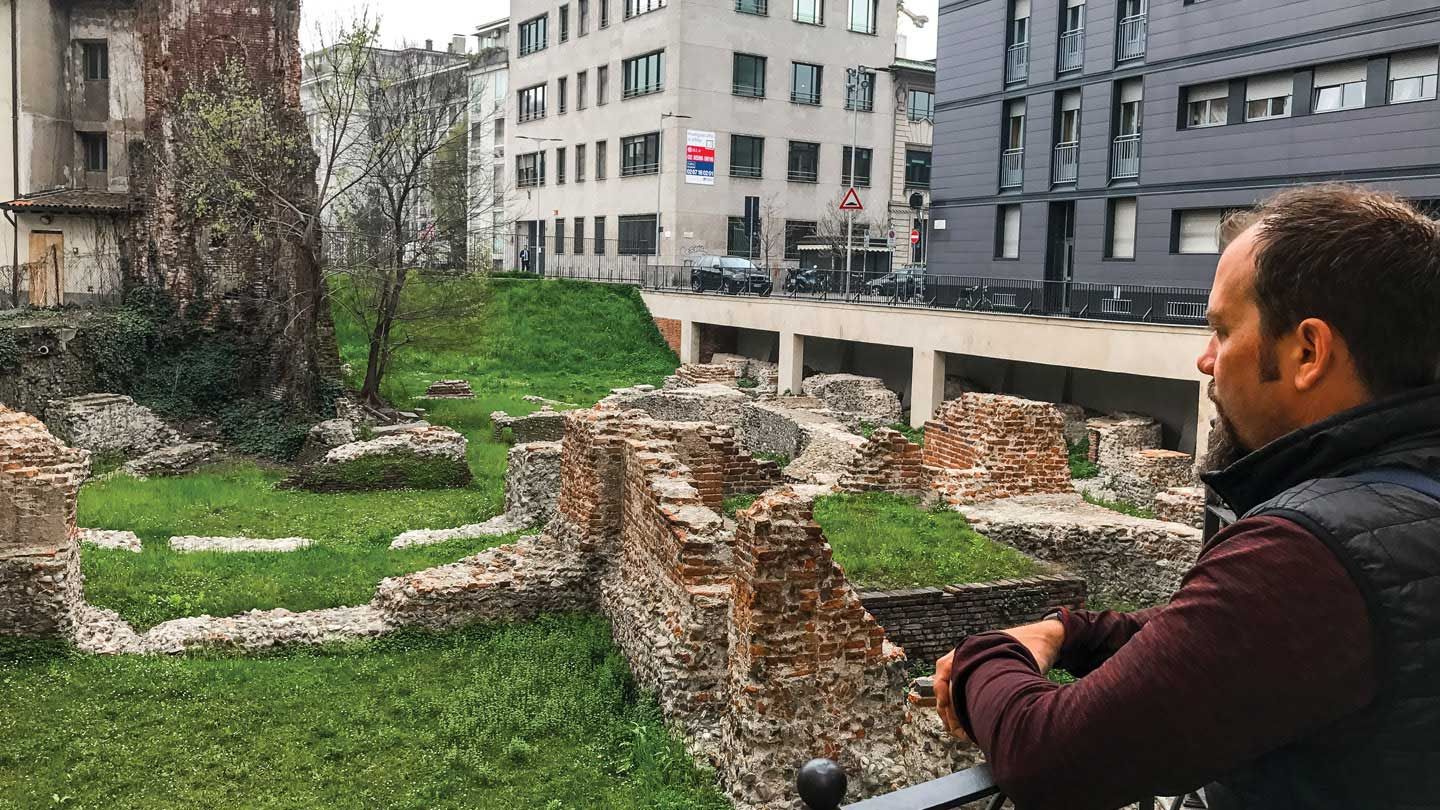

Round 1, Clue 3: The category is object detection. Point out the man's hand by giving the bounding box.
[934,617,1066,741]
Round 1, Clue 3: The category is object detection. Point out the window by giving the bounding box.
[1062,0,1084,33]
[791,62,822,105]
[558,76,569,113]
[555,218,566,254]
[1312,60,1366,112]
[1117,78,1142,135]
[560,4,570,41]
[579,0,590,34]
[596,140,608,179]
[1186,81,1228,128]
[601,0,610,27]
[81,42,109,80]
[519,15,548,55]
[737,0,767,15]
[905,148,931,188]
[841,146,872,187]
[1004,99,1026,148]
[576,144,587,181]
[623,51,664,98]
[731,134,764,178]
[996,205,1020,259]
[557,147,567,183]
[518,84,547,122]
[787,140,819,182]
[1107,197,1136,259]
[845,70,875,112]
[577,71,588,109]
[494,117,506,141]
[733,53,766,98]
[597,65,609,105]
[625,0,666,19]
[1009,0,1030,46]
[794,0,823,24]
[80,132,107,172]
[785,220,818,259]
[493,166,504,203]
[1057,90,1081,143]
[907,89,935,121]
[621,132,660,176]
[728,217,760,257]
[517,151,546,187]
[595,216,607,254]
[847,0,877,34]
[1388,48,1439,104]
[1176,209,1224,254]
[618,215,658,254]
[1244,73,1292,121]
[574,218,586,254]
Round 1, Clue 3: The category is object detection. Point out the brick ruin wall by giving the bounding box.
[923,393,1073,504]
[674,363,741,387]
[860,575,1087,664]
[0,407,90,638]
[839,428,927,494]
[653,318,683,356]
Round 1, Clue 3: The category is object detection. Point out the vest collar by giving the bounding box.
[1202,384,1440,516]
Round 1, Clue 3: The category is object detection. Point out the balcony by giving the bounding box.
[1111,133,1141,180]
[1058,29,1084,73]
[999,148,1024,189]
[1116,13,1147,61]
[1005,42,1029,84]
[1052,142,1078,184]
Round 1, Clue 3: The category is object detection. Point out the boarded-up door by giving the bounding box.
[27,231,64,308]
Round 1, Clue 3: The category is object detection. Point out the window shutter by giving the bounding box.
[1246,73,1293,101]
[1012,0,1031,19]
[1111,198,1137,259]
[1188,81,1228,102]
[1119,78,1143,103]
[1390,48,1439,80]
[1313,60,1367,87]
[1179,210,1223,254]
[1060,89,1082,111]
[1001,206,1021,258]
[1066,0,1084,7]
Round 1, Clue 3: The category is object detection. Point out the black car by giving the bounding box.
[783,268,833,294]
[864,265,927,300]
[689,256,773,295]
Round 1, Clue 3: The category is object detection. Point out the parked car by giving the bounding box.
[864,265,927,299]
[690,256,773,295]
[783,267,832,294]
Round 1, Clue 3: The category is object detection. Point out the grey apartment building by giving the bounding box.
[928,0,1440,291]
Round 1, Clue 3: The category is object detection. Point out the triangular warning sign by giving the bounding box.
[838,188,864,212]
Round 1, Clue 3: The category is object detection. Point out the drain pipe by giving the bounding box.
[6,0,19,299]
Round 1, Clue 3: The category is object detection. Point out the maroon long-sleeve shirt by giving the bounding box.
[948,515,1377,810]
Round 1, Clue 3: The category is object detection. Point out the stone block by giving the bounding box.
[423,379,475,399]
[802,373,904,427]
[279,425,471,492]
[44,393,178,458]
[123,442,221,479]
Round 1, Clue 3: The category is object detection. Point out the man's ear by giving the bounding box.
[1292,317,1339,392]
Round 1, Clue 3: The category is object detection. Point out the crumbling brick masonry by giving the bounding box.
[839,428,926,494]
[923,394,1073,504]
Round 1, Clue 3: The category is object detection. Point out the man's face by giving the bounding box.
[1197,225,1293,469]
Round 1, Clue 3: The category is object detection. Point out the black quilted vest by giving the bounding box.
[1199,385,1440,810]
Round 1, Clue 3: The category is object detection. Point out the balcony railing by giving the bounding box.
[1116,13,1147,61]
[1111,133,1141,180]
[787,166,819,182]
[622,82,664,99]
[1058,29,1084,73]
[620,160,659,177]
[1005,42,1029,84]
[1052,142,1078,184]
[736,0,767,14]
[733,81,765,98]
[791,88,822,105]
[731,164,763,178]
[1000,148,1024,188]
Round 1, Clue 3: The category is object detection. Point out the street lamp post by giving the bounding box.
[658,112,692,267]
[515,134,562,274]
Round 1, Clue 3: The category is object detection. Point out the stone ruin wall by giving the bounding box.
[0,407,90,638]
[923,394,1074,504]
[1087,415,1200,506]
[839,428,927,494]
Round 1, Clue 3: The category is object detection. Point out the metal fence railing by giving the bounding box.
[1006,42,1029,84]
[1117,13,1147,61]
[1111,133,1142,180]
[1058,29,1084,73]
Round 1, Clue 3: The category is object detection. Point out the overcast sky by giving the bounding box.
[300,0,939,59]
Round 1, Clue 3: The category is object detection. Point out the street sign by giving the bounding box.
[839,188,864,212]
[910,229,921,245]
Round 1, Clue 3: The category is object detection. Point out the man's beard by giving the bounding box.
[1202,381,1250,473]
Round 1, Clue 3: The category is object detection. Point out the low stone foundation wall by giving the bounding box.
[675,363,740,387]
[602,382,750,427]
[45,393,179,458]
[504,441,561,526]
[1153,486,1206,530]
[860,574,1088,665]
[490,406,567,443]
[802,373,903,427]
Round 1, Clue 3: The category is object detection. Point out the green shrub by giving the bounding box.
[736,377,758,389]
[1068,438,1100,479]
[0,329,19,371]
[281,449,472,493]
[1082,491,1155,519]
[722,494,757,518]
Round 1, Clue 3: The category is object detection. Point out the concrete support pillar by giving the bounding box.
[679,320,700,365]
[778,332,805,396]
[910,348,945,429]
[1193,380,1217,465]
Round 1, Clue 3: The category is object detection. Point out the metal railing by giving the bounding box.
[788,166,819,182]
[733,81,765,98]
[622,82,664,99]
[1052,142,1079,184]
[1111,133,1141,180]
[797,758,1211,810]
[736,0,767,13]
[1116,13,1147,61]
[999,148,1024,189]
[731,164,763,178]
[1058,29,1084,72]
[1005,42,1029,83]
[792,88,822,105]
[620,160,659,177]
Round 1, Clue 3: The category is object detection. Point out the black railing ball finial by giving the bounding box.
[797,758,848,810]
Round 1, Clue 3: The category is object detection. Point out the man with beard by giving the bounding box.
[933,185,1440,810]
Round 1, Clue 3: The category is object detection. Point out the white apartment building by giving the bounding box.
[503,0,902,273]
[467,18,510,270]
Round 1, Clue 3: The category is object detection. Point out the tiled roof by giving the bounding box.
[0,189,133,214]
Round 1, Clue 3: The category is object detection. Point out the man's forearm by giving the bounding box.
[1054,605,1163,676]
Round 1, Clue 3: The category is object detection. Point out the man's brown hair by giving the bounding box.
[1224,185,1440,396]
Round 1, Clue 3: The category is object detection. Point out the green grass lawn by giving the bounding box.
[77,278,679,628]
[0,615,728,810]
[813,492,1044,589]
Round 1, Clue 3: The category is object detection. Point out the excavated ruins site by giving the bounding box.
[0,360,1208,807]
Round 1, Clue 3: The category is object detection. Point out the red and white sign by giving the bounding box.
[910,229,921,245]
[684,130,717,186]
[838,188,864,212]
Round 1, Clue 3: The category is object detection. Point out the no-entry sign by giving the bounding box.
[910,229,921,245]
